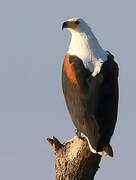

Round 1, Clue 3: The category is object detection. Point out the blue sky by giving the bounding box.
[0,0,135,179]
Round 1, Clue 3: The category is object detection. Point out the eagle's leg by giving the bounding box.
[75,128,81,137]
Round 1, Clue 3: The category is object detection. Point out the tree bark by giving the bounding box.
[47,136,101,180]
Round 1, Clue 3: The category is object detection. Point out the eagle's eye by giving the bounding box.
[75,20,80,25]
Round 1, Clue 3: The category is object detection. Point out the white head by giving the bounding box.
[62,18,108,76]
[62,18,91,34]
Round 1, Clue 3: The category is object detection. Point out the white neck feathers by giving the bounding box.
[68,29,108,76]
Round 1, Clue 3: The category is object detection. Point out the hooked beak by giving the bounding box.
[62,21,68,30]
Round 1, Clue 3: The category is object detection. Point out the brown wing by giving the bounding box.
[62,53,119,151]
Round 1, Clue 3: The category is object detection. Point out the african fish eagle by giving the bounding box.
[62,18,119,157]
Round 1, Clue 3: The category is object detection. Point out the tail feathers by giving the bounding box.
[86,137,114,157]
[103,144,113,157]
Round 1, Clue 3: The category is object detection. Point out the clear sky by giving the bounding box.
[0,0,135,179]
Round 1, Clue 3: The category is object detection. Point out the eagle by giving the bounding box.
[62,18,119,157]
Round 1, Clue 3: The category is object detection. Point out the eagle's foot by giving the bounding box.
[63,130,82,145]
[75,129,81,137]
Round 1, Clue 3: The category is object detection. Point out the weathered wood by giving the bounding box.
[47,136,101,180]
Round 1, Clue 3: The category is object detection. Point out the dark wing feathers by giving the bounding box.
[62,53,119,151]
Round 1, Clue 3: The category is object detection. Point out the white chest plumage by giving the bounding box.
[68,28,108,76]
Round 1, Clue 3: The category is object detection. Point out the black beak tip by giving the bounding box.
[62,22,67,30]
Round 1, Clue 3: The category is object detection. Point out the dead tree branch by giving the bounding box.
[47,136,101,180]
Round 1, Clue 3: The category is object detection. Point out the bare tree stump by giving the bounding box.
[47,136,101,180]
